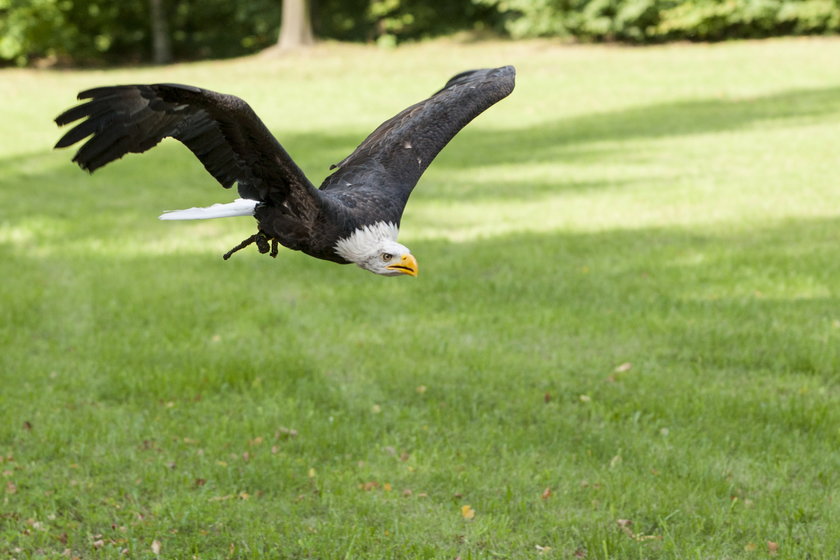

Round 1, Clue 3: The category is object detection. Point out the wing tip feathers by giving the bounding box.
[436,65,516,96]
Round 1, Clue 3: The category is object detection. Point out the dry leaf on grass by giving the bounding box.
[461,505,476,520]
[151,539,161,554]
[274,427,298,439]
[208,494,235,502]
[607,362,633,382]
[616,519,633,535]
[616,519,662,542]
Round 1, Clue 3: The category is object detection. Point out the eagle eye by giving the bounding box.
[381,252,393,262]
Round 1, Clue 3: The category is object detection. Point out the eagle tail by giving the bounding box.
[158,198,259,220]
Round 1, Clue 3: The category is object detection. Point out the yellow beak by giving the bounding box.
[386,254,419,277]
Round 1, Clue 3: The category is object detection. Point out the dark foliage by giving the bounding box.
[478,0,840,43]
[1,0,838,66]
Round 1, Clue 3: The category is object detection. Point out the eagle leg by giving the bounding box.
[222,232,265,260]
[222,231,280,260]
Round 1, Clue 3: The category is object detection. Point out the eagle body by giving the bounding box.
[55,66,516,276]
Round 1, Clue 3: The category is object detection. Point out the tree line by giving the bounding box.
[2,0,838,66]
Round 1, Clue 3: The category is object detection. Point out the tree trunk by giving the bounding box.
[149,0,172,64]
[277,0,315,50]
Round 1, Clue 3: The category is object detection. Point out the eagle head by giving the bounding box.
[334,222,418,277]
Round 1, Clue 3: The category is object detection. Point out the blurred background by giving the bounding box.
[3,0,840,67]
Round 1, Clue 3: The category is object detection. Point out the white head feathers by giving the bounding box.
[334,221,417,277]
[335,222,400,261]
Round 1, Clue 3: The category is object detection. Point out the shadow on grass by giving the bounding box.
[3,212,837,407]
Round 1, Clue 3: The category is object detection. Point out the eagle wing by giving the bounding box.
[54,84,319,212]
[319,66,515,217]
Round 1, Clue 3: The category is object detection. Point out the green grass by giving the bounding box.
[2,37,840,558]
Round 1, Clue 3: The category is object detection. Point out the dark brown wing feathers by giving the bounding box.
[54,67,515,248]
[320,66,515,212]
[54,84,317,209]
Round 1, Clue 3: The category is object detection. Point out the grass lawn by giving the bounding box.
[1,37,840,559]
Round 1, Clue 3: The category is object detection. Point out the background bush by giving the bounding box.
[0,0,282,65]
[1,0,839,66]
[479,0,840,42]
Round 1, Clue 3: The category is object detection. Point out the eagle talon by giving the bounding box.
[270,238,279,258]
[255,233,270,254]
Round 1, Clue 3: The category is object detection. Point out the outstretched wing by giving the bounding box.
[54,84,319,210]
[319,66,515,214]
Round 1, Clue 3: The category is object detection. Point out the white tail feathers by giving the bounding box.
[158,198,259,220]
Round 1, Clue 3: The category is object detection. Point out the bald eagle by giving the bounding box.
[54,66,515,277]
